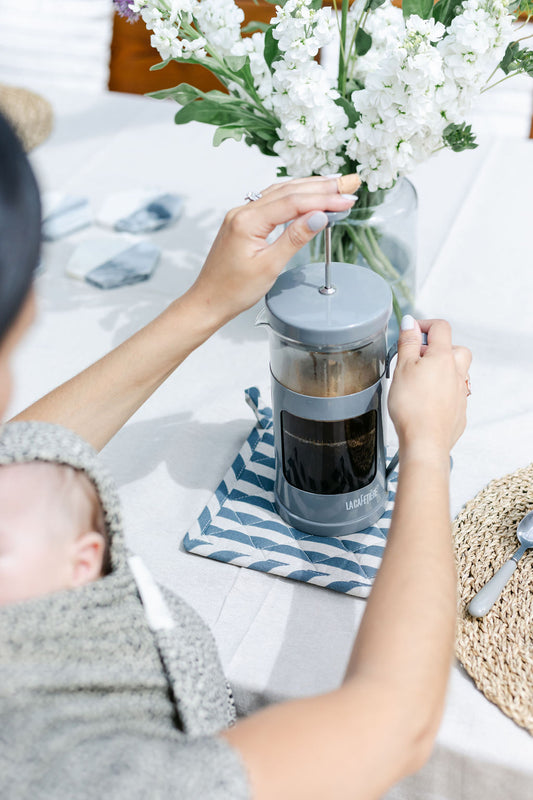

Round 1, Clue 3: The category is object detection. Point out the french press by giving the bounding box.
[258,212,396,536]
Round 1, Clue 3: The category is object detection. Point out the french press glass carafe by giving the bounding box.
[260,215,394,536]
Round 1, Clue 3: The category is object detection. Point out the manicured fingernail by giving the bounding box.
[307,211,328,232]
[400,314,415,331]
[337,174,362,194]
[341,193,357,201]
[321,173,341,179]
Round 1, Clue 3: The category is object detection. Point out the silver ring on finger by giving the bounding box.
[244,191,262,202]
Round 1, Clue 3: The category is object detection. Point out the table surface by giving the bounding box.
[11,88,533,798]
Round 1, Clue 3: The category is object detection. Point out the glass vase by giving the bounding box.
[299,178,417,332]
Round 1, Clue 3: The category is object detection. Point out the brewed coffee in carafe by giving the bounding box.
[281,408,377,495]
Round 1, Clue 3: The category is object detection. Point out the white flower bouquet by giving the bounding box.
[114,0,532,318]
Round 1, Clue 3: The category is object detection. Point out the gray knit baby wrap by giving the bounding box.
[0,422,250,800]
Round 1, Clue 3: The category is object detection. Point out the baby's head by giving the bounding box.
[0,460,111,606]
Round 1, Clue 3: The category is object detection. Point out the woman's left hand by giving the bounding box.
[186,174,360,328]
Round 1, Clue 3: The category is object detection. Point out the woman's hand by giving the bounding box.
[185,174,360,328]
[388,316,472,462]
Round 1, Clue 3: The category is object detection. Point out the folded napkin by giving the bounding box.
[184,388,398,598]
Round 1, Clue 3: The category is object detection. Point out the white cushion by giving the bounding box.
[0,0,114,94]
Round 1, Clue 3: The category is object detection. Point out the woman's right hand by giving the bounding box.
[184,174,360,331]
[388,316,472,461]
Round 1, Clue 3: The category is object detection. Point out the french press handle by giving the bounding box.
[385,332,428,378]
[384,333,428,478]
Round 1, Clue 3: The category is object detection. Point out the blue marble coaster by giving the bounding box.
[85,241,161,289]
[114,193,184,234]
[184,388,398,598]
[42,196,92,240]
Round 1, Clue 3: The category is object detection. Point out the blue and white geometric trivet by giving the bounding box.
[184,388,398,598]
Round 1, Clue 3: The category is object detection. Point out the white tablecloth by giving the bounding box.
[10,89,533,798]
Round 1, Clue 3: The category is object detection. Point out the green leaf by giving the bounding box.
[508,0,521,11]
[149,58,171,72]
[443,122,478,152]
[241,20,270,33]
[432,0,460,26]
[500,41,521,73]
[244,133,277,156]
[148,83,203,103]
[364,0,386,10]
[203,90,238,103]
[213,126,245,146]
[174,99,242,127]
[224,54,247,73]
[264,26,281,71]
[335,96,361,127]
[149,84,237,104]
[499,41,533,77]
[402,0,434,19]
[355,28,372,57]
[309,0,323,9]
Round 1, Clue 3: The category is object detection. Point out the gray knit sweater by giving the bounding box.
[0,422,250,800]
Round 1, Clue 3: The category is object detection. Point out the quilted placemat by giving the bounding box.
[184,388,398,598]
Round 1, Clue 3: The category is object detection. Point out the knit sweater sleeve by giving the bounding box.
[157,584,237,731]
[16,731,251,800]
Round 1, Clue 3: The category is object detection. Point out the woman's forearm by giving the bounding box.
[345,445,456,747]
[222,447,456,800]
[12,176,358,450]
[12,291,218,450]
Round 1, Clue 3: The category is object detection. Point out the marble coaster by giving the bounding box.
[65,237,161,289]
[118,194,183,233]
[86,241,160,289]
[98,191,184,233]
[41,193,92,240]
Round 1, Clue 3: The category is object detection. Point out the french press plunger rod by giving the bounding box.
[319,210,351,296]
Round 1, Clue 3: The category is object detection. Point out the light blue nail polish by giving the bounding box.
[307,211,328,232]
[400,314,415,331]
[341,193,358,200]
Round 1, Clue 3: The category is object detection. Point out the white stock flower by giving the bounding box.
[195,0,244,57]
[347,0,514,189]
[135,0,517,188]
[438,0,514,114]
[150,19,185,60]
[272,0,336,65]
[347,0,404,83]
[131,0,194,23]
[268,0,348,176]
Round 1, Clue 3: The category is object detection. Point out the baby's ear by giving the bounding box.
[71,532,105,588]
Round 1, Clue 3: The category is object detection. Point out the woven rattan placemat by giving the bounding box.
[0,84,53,151]
[454,464,533,734]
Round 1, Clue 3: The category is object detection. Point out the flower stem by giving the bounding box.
[337,0,350,95]
[347,7,370,81]
[481,70,526,92]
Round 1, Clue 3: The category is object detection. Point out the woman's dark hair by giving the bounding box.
[0,111,41,344]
